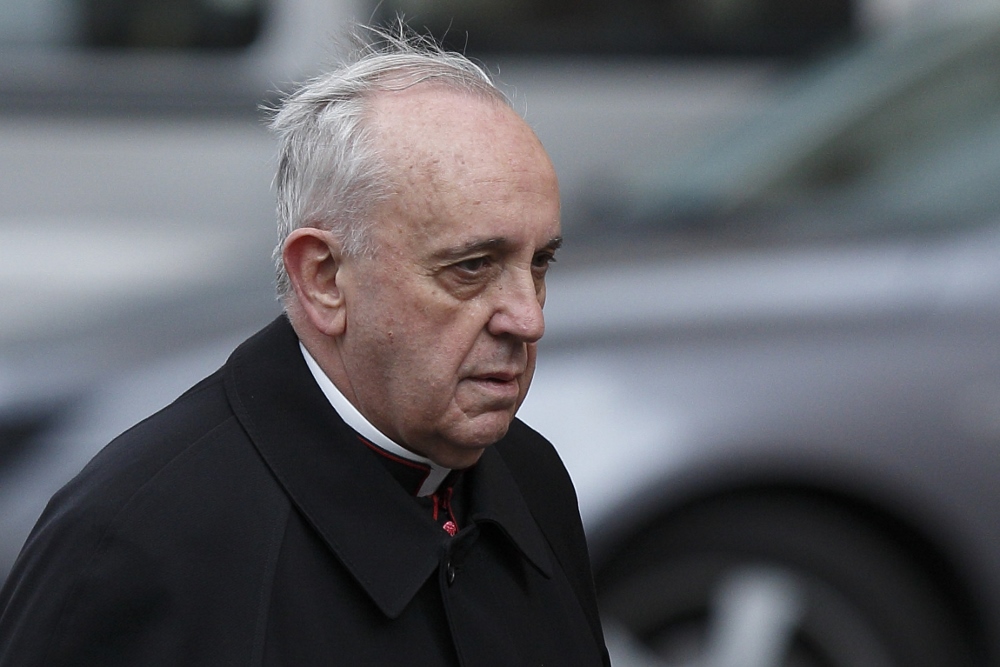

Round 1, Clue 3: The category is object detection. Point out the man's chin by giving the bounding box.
[431,413,514,467]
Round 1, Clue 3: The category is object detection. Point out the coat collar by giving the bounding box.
[224,317,551,619]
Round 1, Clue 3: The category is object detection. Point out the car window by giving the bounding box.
[578,13,1000,245]
[0,0,349,113]
[0,0,263,50]
[373,0,855,58]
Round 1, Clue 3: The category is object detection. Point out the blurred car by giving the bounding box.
[521,6,1000,666]
[4,2,1000,667]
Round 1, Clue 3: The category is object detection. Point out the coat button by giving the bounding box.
[446,561,456,586]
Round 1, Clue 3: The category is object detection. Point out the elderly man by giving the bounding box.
[0,32,610,667]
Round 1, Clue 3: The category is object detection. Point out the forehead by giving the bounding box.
[368,84,534,168]
[372,84,559,249]
[372,84,555,195]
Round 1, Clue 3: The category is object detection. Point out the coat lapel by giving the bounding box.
[466,447,553,579]
[224,317,443,618]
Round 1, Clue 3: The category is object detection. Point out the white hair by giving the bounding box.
[269,25,511,299]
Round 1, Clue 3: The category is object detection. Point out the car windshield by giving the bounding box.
[576,11,1000,245]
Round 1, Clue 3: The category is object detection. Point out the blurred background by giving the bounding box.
[3,0,1000,665]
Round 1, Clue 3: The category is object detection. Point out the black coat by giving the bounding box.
[0,317,610,666]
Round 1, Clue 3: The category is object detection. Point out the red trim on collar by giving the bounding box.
[357,436,431,494]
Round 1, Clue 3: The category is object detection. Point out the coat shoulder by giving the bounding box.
[0,367,290,667]
[51,367,269,523]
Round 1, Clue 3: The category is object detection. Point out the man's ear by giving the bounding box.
[282,228,348,337]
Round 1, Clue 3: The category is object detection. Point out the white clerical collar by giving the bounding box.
[299,342,451,497]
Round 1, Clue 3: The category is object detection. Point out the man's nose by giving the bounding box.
[487,270,545,343]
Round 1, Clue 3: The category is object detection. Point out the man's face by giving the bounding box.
[333,86,561,468]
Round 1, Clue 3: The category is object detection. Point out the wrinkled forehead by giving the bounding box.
[367,84,552,192]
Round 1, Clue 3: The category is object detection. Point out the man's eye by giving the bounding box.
[454,257,490,273]
[532,253,556,272]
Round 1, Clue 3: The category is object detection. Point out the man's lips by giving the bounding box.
[472,370,518,383]
[463,370,522,400]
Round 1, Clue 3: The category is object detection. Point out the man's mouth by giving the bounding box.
[477,371,517,383]
[464,371,521,400]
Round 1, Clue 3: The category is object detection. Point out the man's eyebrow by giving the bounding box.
[434,236,563,261]
[545,236,564,252]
